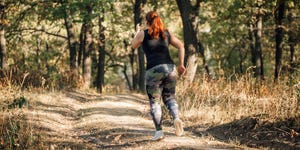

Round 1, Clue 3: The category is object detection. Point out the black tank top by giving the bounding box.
[142,29,174,70]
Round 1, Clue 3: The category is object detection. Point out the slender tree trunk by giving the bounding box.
[78,25,84,73]
[274,0,285,81]
[249,24,256,73]
[253,7,264,79]
[123,64,132,90]
[134,0,147,93]
[130,48,138,90]
[63,2,78,76]
[238,40,247,74]
[97,13,106,93]
[82,26,93,88]
[138,48,145,92]
[122,40,133,90]
[199,42,214,78]
[45,43,50,72]
[0,27,6,70]
[0,2,7,70]
[36,38,41,70]
[176,0,204,83]
[82,5,93,89]
[287,6,296,75]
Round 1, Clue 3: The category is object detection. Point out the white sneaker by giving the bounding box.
[151,130,164,141]
[174,118,184,136]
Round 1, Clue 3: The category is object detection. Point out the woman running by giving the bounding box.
[131,11,186,141]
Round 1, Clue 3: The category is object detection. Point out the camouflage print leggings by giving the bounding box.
[146,64,179,131]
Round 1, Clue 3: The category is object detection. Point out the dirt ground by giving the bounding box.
[19,90,300,149]
[0,91,300,150]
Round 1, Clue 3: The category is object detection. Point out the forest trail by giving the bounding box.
[24,90,245,149]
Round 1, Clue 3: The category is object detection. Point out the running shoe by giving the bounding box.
[151,130,164,141]
[174,118,184,136]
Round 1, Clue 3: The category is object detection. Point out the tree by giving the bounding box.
[0,1,7,70]
[274,0,286,81]
[96,9,105,93]
[287,1,298,76]
[81,3,94,88]
[134,0,147,92]
[176,0,205,83]
[250,1,264,79]
[61,1,79,76]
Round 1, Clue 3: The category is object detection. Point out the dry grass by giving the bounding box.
[176,75,300,125]
[1,67,300,148]
[0,110,42,150]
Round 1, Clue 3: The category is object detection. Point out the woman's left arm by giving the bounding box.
[169,32,186,75]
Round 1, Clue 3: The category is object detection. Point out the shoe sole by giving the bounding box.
[175,120,183,136]
[151,136,164,141]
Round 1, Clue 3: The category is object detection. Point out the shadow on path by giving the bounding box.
[187,116,300,149]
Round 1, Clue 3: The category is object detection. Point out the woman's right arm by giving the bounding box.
[131,24,144,49]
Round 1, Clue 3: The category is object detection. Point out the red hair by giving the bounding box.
[146,11,166,39]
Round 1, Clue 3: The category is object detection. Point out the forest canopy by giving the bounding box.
[0,0,299,92]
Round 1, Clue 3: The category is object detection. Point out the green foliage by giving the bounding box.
[1,0,300,90]
[198,0,300,78]
[7,96,27,109]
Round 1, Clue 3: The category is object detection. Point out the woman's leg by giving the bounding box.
[162,64,184,136]
[161,65,179,120]
[146,65,165,131]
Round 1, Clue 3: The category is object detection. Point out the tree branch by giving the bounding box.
[11,28,67,39]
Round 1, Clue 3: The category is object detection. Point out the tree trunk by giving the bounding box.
[134,0,147,93]
[35,38,40,70]
[0,2,7,70]
[176,0,204,83]
[63,2,78,76]
[238,39,247,74]
[130,48,138,90]
[274,0,285,81]
[138,48,145,92]
[249,24,256,73]
[287,5,296,75]
[122,40,133,90]
[199,42,214,78]
[123,64,132,90]
[253,7,264,79]
[82,5,93,89]
[78,25,84,72]
[97,13,105,93]
[0,27,6,70]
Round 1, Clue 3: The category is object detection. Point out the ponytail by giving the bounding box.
[146,11,166,39]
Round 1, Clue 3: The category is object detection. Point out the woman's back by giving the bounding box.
[142,29,174,70]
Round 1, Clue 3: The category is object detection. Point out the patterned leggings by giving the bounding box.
[146,64,179,131]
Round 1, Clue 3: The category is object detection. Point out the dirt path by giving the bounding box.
[24,90,246,149]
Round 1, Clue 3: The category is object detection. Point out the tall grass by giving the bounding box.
[176,75,300,125]
[0,68,43,149]
[0,111,41,150]
[0,85,41,149]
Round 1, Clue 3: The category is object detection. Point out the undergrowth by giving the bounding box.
[176,74,300,125]
[1,66,300,148]
[0,111,41,150]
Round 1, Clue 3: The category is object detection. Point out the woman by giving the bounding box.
[131,11,186,141]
